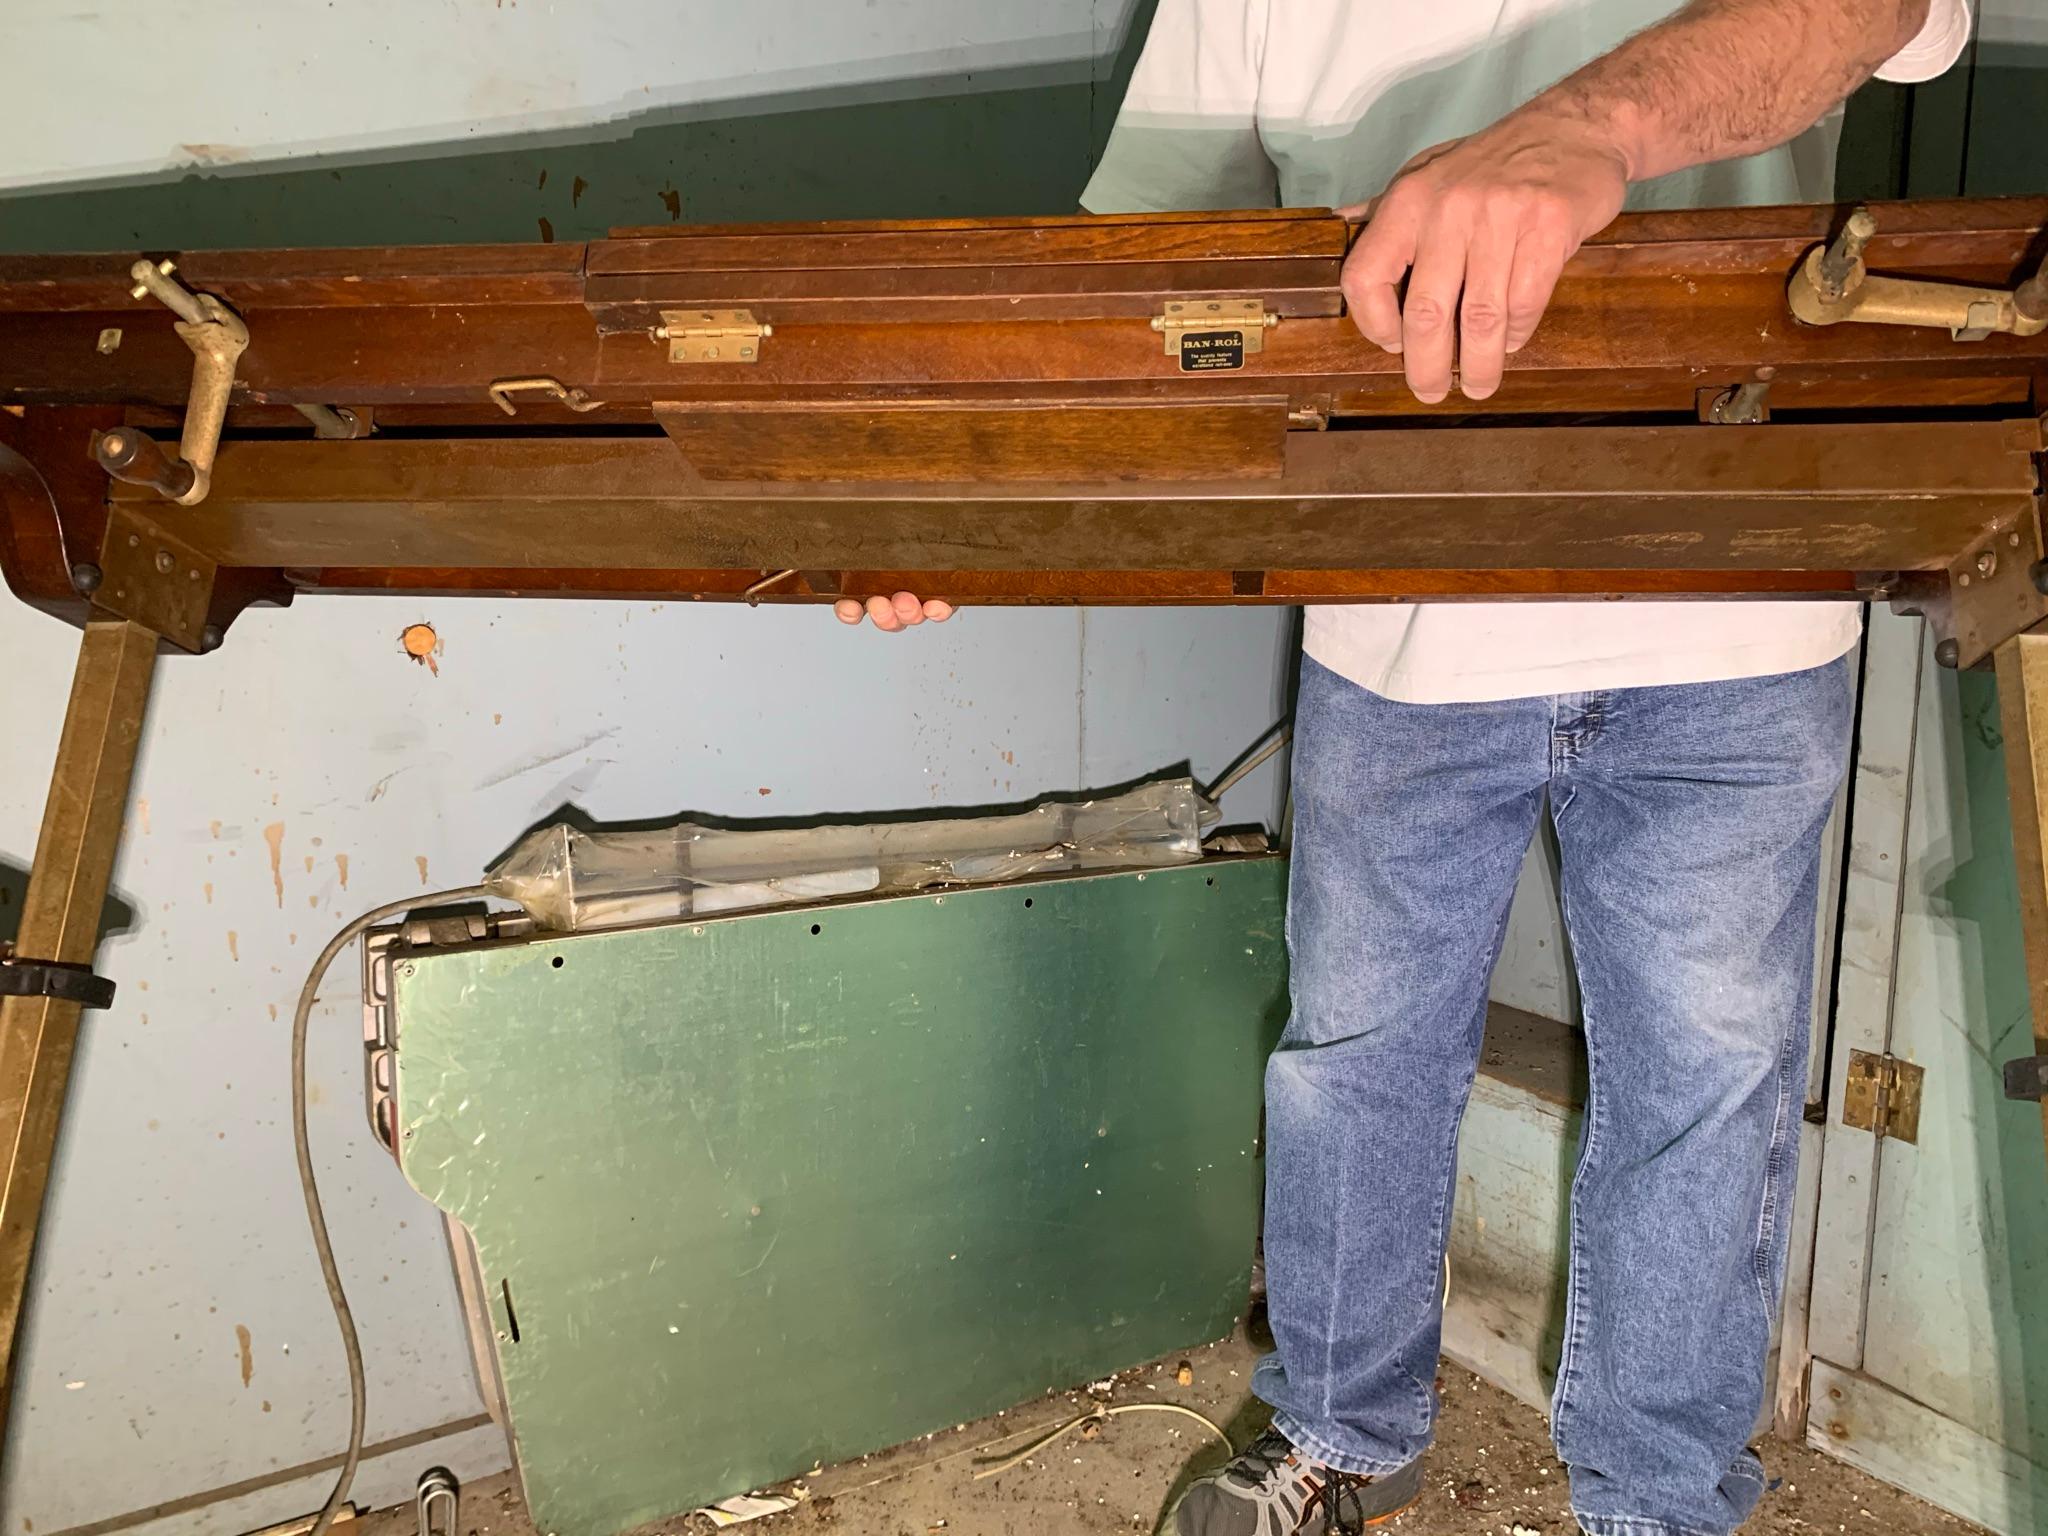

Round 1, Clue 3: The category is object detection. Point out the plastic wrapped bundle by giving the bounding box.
[486,777,1218,932]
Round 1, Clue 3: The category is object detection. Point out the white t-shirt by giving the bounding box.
[1081,0,1973,703]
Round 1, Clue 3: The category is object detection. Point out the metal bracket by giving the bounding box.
[1789,207,2048,342]
[0,958,116,1011]
[1701,377,1773,424]
[2004,1056,2048,1102]
[1153,299,1278,371]
[1892,486,2048,671]
[656,309,770,364]
[488,376,607,415]
[1842,1049,1925,1143]
[92,504,219,653]
[363,910,531,1153]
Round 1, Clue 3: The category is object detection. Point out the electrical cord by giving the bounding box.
[1205,722,1292,804]
[293,886,493,1536]
[970,1402,1231,1481]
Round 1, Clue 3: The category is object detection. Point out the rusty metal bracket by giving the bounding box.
[1790,207,2048,342]
[93,504,219,653]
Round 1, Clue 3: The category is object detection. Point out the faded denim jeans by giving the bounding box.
[1253,653,1855,1536]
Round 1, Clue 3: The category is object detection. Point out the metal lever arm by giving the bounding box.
[117,259,250,504]
[1789,207,2048,342]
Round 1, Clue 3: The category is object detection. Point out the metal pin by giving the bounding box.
[1818,209,1878,302]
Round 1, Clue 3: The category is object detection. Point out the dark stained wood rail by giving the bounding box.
[0,197,2041,657]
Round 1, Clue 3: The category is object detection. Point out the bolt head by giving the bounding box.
[154,549,175,574]
[71,562,103,594]
[1935,638,1962,669]
[199,623,224,652]
[1976,549,1998,577]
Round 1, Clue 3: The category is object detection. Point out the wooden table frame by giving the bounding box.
[2,196,2047,1441]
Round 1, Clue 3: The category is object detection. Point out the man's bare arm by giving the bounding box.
[1344,0,1937,404]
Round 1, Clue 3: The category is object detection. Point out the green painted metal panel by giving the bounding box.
[389,857,1286,1536]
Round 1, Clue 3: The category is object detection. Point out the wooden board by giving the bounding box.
[0,198,2043,649]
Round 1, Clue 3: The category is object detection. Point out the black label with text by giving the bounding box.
[1178,330,1246,372]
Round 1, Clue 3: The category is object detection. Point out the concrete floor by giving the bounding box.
[358,1331,1984,1536]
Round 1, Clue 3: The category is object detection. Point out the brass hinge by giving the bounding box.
[1152,298,1279,372]
[656,308,771,364]
[1842,1050,1925,1144]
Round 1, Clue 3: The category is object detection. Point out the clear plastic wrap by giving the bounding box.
[486,777,1218,932]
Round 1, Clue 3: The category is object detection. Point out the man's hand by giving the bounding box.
[834,592,956,633]
[1341,111,1631,404]
[1338,0,1951,405]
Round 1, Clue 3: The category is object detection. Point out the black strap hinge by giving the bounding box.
[2003,1056,2048,1102]
[0,959,117,1010]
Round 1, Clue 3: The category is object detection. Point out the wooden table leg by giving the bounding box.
[0,618,157,1424]
[1996,631,2048,1166]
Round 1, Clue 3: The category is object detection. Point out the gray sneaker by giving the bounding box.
[1171,1427,1423,1535]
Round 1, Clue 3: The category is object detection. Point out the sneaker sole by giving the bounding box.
[1360,1492,1420,1527]
[1349,1456,1426,1528]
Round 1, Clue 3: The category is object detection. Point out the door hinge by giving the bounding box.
[656,308,771,364]
[1842,1049,1925,1144]
[1152,298,1278,372]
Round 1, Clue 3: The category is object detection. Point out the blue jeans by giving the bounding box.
[1253,653,1855,1536]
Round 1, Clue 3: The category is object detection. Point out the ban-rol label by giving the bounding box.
[1178,331,1246,371]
